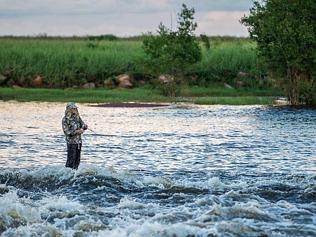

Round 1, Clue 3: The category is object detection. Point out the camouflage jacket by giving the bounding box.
[62,115,87,144]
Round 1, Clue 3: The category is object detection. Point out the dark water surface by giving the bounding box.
[0,102,315,237]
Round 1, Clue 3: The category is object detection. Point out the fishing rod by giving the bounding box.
[87,128,111,136]
[86,127,118,137]
[87,128,97,134]
[85,127,104,138]
[86,127,113,136]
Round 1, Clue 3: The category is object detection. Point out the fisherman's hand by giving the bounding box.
[76,128,84,134]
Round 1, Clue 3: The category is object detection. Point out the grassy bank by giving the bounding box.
[0,87,281,105]
[0,37,264,88]
[0,38,144,87]
[0,37,280,105]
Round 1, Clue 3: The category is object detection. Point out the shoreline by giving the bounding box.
[0,87,282,106]
[89,102,171,108]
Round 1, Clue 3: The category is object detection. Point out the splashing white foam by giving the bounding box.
[97,222,210,237]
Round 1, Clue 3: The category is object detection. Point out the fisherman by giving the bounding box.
[62,102,88,169]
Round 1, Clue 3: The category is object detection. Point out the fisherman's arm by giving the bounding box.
[79,117,88,130]
[62,118,81,136]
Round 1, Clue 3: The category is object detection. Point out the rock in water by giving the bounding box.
[0,184,9,194]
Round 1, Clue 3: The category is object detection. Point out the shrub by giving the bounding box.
[142,4,202,95]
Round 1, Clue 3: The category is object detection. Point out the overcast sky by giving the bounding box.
[0,0,253,36]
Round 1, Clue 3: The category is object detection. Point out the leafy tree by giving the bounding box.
[241,0,316,105]
[142,4,201,95]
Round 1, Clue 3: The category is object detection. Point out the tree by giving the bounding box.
[241,0,316,105]
[142,4,201,95]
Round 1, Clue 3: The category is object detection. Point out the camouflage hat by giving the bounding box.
[66,102,78,109]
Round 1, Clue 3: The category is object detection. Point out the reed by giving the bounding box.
[0,37,264,88]
[0,38,144,87]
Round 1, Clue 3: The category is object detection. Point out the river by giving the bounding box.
[0,102,315,236]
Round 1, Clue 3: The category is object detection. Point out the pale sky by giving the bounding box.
[0,0,253,36]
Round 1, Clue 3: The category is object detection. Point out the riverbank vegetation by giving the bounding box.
[0,0,316,105]
[3,1,313,105]
[0,87,280,105]
[0,37,264,88]
[0,34,285,105]
[242,0,316,105]
[0,36,281,104]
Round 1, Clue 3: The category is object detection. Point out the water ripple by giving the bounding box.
[0,102,315,236]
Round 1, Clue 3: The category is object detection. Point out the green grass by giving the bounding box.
[0,38,144,87]
[0,37,280,105]
[0,87,170,103]
[199,41,258,73]
[0,87,280,105]
[0,37,263,88]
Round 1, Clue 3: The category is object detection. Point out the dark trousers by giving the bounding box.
[66,143,82,169]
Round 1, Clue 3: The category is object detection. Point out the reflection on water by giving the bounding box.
[0,101,315,236]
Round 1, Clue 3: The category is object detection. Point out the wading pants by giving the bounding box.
[66,143,82,170]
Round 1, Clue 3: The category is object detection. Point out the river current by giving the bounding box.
[0,102,315,237]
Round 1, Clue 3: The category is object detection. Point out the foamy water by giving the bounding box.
[0,102,315,237]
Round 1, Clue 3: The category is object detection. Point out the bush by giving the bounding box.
[142,4,202,93]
